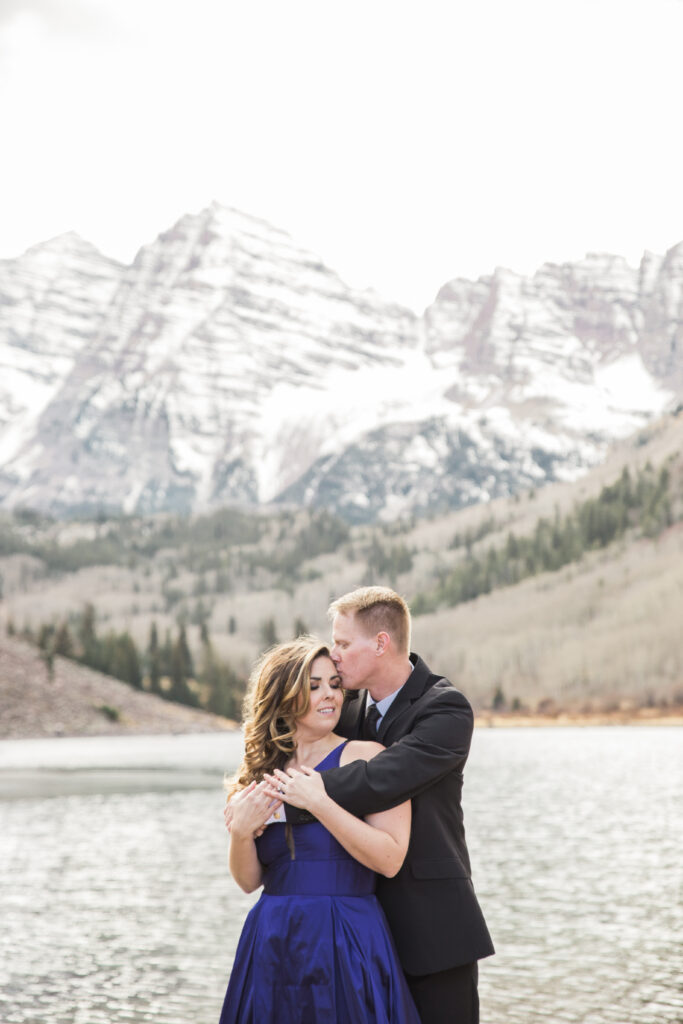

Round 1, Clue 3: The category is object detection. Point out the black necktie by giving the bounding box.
[362,703,381,740]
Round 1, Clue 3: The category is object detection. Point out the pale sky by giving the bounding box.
[1,0,683,310]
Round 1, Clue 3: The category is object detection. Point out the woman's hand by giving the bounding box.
[229,781,282,840]
[263,766,328,814]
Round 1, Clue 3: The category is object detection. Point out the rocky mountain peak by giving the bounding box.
[23,230,108,258]
[0,208,682,522]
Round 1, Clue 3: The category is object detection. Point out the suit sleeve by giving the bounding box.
[321,686,473,818]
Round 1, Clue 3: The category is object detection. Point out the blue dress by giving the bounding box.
[219,741,420,1024]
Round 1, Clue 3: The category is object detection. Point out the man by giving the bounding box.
[289,585,494,1024]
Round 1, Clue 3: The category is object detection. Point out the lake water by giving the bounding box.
[0,727,681,1024]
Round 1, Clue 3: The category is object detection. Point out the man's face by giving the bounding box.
[330,612,378,691]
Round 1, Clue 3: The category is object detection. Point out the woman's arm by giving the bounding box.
[264,742,411,878]
[228,782,276,892]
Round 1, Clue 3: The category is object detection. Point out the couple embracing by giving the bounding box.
[221,586,494,1024]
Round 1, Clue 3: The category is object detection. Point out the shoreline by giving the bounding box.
[474,707,683,728]
[2,711,682,742]
[0,714,239,742]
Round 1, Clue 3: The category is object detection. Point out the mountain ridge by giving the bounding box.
[1,203,681,521]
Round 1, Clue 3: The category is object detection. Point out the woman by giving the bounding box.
[219,636,420,1024]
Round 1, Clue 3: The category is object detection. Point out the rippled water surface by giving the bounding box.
[0,728,681,1024]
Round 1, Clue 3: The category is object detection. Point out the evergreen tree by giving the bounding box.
[42,647,55,680]
[37,623,55,650]
[78,603,102,671]
[160,629,174,678]
[200,619,210,647]
[147,622,163,695]
[260,618,279,648]
[52,622,74,659]
[176,623,195,679]
[109,631,143,689]
[492,686,506,711]
[200,642,243,720]
[168,629,198,706]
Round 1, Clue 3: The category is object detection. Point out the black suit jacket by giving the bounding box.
[290,653,494,975]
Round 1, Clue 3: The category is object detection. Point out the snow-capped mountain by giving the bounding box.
[0,203,680,521]
[0,234,122,470]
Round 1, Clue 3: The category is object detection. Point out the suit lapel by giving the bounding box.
[376,654,429,742]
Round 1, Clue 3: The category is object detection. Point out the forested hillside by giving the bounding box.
[2,412,683,722]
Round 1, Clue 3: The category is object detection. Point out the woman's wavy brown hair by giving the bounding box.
[226,635,333,798]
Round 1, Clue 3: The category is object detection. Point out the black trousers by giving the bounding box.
[404,962,479,1024]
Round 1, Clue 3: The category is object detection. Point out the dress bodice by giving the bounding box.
[255,741,376,897]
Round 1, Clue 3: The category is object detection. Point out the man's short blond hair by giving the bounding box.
[328,586,411,655]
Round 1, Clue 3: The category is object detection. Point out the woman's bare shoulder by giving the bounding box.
[340,739,385,765]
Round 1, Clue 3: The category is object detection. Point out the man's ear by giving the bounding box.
[375,631,390,655]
